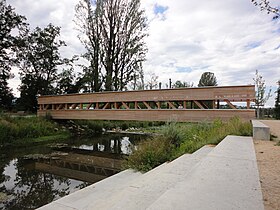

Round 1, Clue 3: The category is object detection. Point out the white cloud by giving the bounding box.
[6,0,280,106]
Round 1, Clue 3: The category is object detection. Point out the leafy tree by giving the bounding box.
[56,67,79,94]
[0,0,26,110]
[253,70,272,119]
[17,24,67,112]
[198,72,218,87]
[75,0,148,92]
[173,80,193,88]
[274,80,280,119]
[145,72,158,90]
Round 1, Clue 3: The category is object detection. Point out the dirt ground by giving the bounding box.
[254,120,280,210]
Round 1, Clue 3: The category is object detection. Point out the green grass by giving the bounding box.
[125,117,252,172]
[0,115,69,146]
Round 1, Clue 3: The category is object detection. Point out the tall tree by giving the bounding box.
[253,70,272,119]
[198,72,218,87]
[0,0,26,110]
[75,0,148,92]
[17,24,66,112]
[274,80,280,119]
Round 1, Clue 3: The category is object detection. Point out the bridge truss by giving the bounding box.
[37,85,255,122]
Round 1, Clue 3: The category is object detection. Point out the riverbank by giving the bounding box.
[126,117,253,171]
[0,115,70,147]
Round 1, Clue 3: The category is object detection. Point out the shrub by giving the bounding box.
[125,136,172,171]
[126,117,252,172]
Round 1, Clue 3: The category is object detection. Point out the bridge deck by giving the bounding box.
[37,85,255,122]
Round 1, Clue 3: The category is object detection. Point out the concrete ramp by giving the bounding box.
[148,136,264,210]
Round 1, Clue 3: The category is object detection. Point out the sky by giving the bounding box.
[7,0,280,107]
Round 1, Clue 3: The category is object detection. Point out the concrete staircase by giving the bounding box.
[38,135,264,210]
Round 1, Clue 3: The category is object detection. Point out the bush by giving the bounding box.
[0,115,68,145]
[125,136,172,171]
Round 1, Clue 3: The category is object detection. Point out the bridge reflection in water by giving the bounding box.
[24,136,135,184]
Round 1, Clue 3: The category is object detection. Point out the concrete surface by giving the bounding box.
[38,136,264,210]
[37,169,142,210]
[148,136,264,210]
[252,120,270,141]
[95,146,213,210]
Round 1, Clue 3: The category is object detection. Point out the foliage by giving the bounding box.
[56,64,79,94]
[0,115,69,146]
[0,0,26,110]
[251,0,279,19]
[17,24,68,112]
[145,72,158,90]
[172,80,193,88]
[253,70,272,119]
[198,72,218,87]
[274,80,280,119]
[75,0,148,92]
[126,117,252,172]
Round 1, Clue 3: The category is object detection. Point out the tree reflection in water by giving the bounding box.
[1,158,87,210]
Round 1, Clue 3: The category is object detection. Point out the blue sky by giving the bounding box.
[7,0,280,107]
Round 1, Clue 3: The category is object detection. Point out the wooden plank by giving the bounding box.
[143,101,152,109]
[224,99,236,109]
[37,109,255,122]
[194,100,205,109]
[183,101,187,109]
[38,85,255,105]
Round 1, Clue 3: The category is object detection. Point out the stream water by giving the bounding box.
[0,133,144,210]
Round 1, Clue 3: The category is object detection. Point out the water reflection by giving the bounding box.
[0,133,143,209]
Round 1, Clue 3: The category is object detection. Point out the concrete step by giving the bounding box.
[147,135,264,210]
[93,145,214,210]
[37,169,142,210]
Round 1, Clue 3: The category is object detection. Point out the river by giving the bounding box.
[0,133,143,210]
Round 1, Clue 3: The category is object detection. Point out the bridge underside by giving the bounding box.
[37,85,256,122]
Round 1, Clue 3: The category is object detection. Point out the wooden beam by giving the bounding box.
[57,104,64,110]
[200,101,209,109]
[122,102,130,109]
[143,101,152,109]
[134,102,138,109]
[167,101,176,109]
[103,102,110,109]
[156,102,161,109]
[95,102,99,109]
[224,99,236,109]
[194,100,205,109]
[247,100,250,109]
[183,101,187,109]
[44,104,50,110]
[86,103,92,110]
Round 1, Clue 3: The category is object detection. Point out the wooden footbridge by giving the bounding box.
[37,85,255,122]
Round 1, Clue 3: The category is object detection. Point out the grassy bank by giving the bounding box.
[0,115,70,146]
[126,117,252,172]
